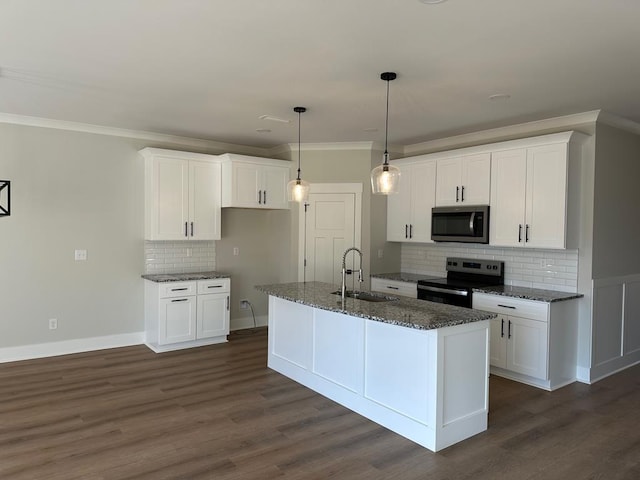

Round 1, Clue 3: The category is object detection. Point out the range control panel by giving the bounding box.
[446,257,504,277]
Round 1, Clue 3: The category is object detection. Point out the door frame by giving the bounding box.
[298,183,363,282]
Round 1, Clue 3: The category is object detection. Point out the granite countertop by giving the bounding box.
[256,281,495,331]
[142,271,230,283]
[370,272,444,283]
[473,285,584,303]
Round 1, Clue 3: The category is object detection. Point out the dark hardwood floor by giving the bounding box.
[1,328,639,479]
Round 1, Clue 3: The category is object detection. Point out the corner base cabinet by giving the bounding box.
[267,295,490,452]
[145,278,230,353]
[473,293,578,390]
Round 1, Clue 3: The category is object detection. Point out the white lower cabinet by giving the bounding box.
[145,278,230,352]
[370,278,417,298]
[474,292,578,391]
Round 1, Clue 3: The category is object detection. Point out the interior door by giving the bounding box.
[303,192,357,286]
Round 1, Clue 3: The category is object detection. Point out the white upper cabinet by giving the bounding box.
[220,154,290,209]
[387,158,436,242]
[490,142,569,249]
[141,148,221,241]
[435,153,491,206]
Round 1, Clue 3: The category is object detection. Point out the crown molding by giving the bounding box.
[403,110,601,157]
[597,111,640,135]
[0,112,268,156]
[268,141,404,157]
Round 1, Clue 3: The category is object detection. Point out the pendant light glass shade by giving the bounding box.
[371,153,401,194]
[371,72,401,195]
[287,106,310,203]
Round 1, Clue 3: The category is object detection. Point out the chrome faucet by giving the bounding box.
[341,247,364,300]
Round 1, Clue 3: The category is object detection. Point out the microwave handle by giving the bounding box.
[469,212,476,234]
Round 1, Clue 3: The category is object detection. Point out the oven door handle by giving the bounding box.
[417,285,469,296]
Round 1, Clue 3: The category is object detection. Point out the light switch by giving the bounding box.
[74,249,88,261]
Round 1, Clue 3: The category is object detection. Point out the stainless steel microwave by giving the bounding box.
[431,205,489,243]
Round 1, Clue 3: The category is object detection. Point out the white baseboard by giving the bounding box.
[0,332,145,364]
[576,366,592,384]
[230,314,268,331]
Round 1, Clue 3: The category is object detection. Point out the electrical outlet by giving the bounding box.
[49,318,58,330]
[74,249,87,261]
[233,247,239,256]
[378,248,384,259]
[240,299,249,309]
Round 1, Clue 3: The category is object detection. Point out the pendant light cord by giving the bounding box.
[384,78,390,162]
[297,109,302,180]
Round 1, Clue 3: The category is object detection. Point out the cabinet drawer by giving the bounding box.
[371,278,417,298]
[473,293,548,322]
[159,281,197,298]
[197,278,230,294]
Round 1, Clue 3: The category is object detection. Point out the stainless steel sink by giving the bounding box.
[331,290,398,303]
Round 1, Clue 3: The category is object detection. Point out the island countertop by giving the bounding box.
[256,281,495,331]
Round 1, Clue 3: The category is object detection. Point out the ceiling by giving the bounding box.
[1,1,639,149]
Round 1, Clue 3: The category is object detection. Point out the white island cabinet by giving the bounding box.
[262,284,493,452]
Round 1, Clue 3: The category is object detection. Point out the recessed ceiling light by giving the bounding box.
[256,128,271,133]
[419,0,447,4]
[489,93,511,101]
[258,114,291,124]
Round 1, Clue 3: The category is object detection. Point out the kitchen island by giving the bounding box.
[256,281,496,452]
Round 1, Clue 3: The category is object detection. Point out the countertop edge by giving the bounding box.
[142,272,231,282]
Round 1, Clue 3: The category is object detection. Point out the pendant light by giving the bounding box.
[287,106,310,203]
[371,72,401,195]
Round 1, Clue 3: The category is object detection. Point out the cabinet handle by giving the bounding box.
[190,222,194,237]
[461,185,465,202]
[258,190,262,204]
[456,186,460,202]
[525,224,530,243]
[501,318,504,338]
[263,190,267,204]
[386,286,399,290]
[171,287,188,292]
[405,224,408,239]
[498,304,516,309]
[508,320,512,339]
[518,224,522,243]
[226,295,230,310]
[172,298,189,303]
[185,222,188,237]
[208,285,223,289]
[409,224,413,239]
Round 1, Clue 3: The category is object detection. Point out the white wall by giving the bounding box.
[0,123,146,350]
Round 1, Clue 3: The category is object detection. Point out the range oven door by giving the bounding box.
[417,284,471,308]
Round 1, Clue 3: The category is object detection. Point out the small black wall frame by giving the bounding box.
[0,180,10,217]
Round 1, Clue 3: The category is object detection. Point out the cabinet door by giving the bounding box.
[490,149,527,247]
[387,164,412,241]
[489,315,508,368]
[147,156,189,240]
[460,153,491,204]
[159,296,196,345]
[506,316,548,380]
[409,160,436,242]
[262,166,289,209]
[189,160,221,240]
[525,144,568,249]
[231,162,261,207]
[435,157,462,206]
[197,293,229,339]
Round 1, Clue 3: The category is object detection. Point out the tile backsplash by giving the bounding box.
[402,243,578,292]
[144,241,216,274]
